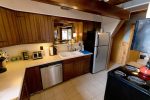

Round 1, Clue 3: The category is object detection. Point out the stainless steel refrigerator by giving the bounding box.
[84,30,110,73]
[92,32,110,73]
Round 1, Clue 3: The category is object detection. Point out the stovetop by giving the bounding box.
[112,65,150,92]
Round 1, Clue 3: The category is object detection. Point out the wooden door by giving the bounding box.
[82,55,91,74]
[0,7,20,47]
[16,12,39,43]
[25,66,43,94]
[73,55,91,76]
[20,79,29,100]
[63,55,91,81]
[36,15,54,42]
[16,12,54,44]
[63,60,74,81]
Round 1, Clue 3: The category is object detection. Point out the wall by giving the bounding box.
[0,0,120,35]
[110,11,147,65]
[0,43,52,58]
[0,0,102,22]
[146,3,150,18]
[102,16,120,35]
[124,11,147,42]
[0,0,121,58]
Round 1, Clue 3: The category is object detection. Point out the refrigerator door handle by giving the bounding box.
[97,34,100,46]
[96,47,99,58]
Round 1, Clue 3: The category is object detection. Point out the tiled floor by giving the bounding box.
[30,64,120,100]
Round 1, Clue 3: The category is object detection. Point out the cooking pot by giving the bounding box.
[139,61,150,80]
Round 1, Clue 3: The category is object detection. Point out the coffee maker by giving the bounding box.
[0,57,7,73]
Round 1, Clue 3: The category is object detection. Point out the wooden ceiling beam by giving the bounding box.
[33,0,130,20]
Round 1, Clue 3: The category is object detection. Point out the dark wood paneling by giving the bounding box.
[16,11,54,43]
[63,55,91,81]
[25,66,43,94]
[33,0,130,19]
[0,7,19,47]
[16,12,39,43]
[20,79,29,100]
[83,21,101,41]
[63,61,74,81]
[0,7,54,47]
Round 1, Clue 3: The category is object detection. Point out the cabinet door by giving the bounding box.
[63,55,91,81]
[73,56,91,77]
[63,61,75,81]
[16,12,39,43]
[0,7,20,47]
[25,66,43,94]
[20,79,29,100]
[36,15,54,42]
[16,12,54,44]
[82,56,91,74]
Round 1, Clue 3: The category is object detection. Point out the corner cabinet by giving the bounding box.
[25,66,43,94]
[20,66,43,100]
[63,55,91,81]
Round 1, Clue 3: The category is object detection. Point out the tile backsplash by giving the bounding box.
[0,43,52,58]
[0,42,82,61]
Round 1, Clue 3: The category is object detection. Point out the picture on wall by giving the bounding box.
[131,19,150,53]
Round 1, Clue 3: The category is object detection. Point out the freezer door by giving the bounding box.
[94,31,99,46]
[93,46,109,73]
[98,33,110,46]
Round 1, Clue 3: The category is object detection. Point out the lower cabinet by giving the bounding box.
[63,55,91,81]
[20,79,29,100]
[20,55,91,99]
[25,67,43,94]
[20,66,43,100]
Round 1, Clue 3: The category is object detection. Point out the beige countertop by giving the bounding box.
[0,53,92,100]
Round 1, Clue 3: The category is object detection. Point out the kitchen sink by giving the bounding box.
[58,51,84,58]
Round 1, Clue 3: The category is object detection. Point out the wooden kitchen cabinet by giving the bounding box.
[63,55,91,81]
[25,66,43,94]
[16,12,54,44]
[20,79,29,100]
[0,7,20,47]
[0,7,54,47]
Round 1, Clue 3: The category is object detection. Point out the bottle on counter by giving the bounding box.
[49,45,57,56]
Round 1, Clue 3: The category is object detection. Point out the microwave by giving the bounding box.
[32,51,43,60]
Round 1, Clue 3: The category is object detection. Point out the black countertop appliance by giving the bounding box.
[104,65,150,100]
[0,57,7,73]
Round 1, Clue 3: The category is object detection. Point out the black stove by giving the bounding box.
[104,65,150,100]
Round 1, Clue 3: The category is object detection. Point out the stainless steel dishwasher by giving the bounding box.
[40,63,63,89]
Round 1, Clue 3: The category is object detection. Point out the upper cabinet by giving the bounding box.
[16,12,54,44]
[0,7,20,47]
[0,7,54,48]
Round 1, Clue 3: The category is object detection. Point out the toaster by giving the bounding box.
[32,51,43,60]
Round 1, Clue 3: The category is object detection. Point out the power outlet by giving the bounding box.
[40,46,43,50]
